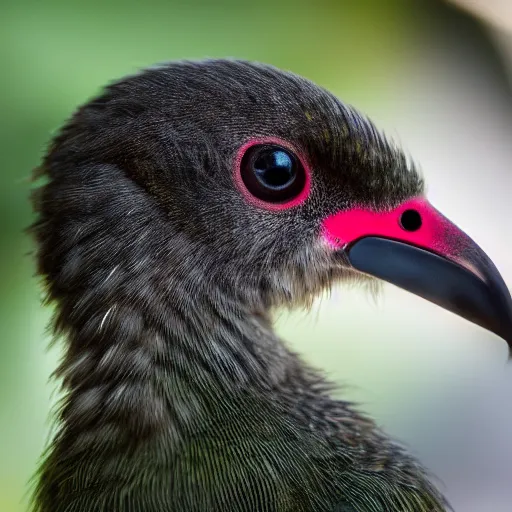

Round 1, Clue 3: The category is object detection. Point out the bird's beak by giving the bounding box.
[322,198,512,354]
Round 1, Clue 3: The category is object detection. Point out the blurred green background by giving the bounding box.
[1,0,511,510]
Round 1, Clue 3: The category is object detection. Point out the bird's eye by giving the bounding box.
[240,145,306,204]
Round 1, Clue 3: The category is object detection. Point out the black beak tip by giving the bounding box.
[489,302,512,360]
[506,337,512,361]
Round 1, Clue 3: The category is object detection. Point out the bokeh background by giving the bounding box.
[1,0,511,510]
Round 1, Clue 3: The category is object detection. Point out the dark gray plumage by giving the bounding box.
[30,60,450,511]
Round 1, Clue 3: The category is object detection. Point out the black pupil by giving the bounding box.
[240,145,306,204]
[254,150,296,190]
[400,209,422,231]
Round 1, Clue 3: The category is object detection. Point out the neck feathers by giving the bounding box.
[31,162,297,446]
[30,160,339,512]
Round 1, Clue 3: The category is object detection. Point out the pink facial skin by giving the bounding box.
[321,197,473,266]
[233,137,312,212]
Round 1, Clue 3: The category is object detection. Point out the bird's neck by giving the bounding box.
[41,171,334,470]
[54,272,306,454]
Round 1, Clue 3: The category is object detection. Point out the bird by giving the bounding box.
[29,59,512,512]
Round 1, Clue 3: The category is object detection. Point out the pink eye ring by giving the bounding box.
[234,138,311,211]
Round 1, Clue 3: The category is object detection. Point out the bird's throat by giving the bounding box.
[52,279,296,451]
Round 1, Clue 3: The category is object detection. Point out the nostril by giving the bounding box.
[400,209,422,232]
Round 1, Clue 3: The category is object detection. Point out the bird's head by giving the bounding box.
[34,60,512,352]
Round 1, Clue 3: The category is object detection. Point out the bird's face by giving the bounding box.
[43,60,512,349]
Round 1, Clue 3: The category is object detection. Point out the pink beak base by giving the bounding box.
[321,197,512,352]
